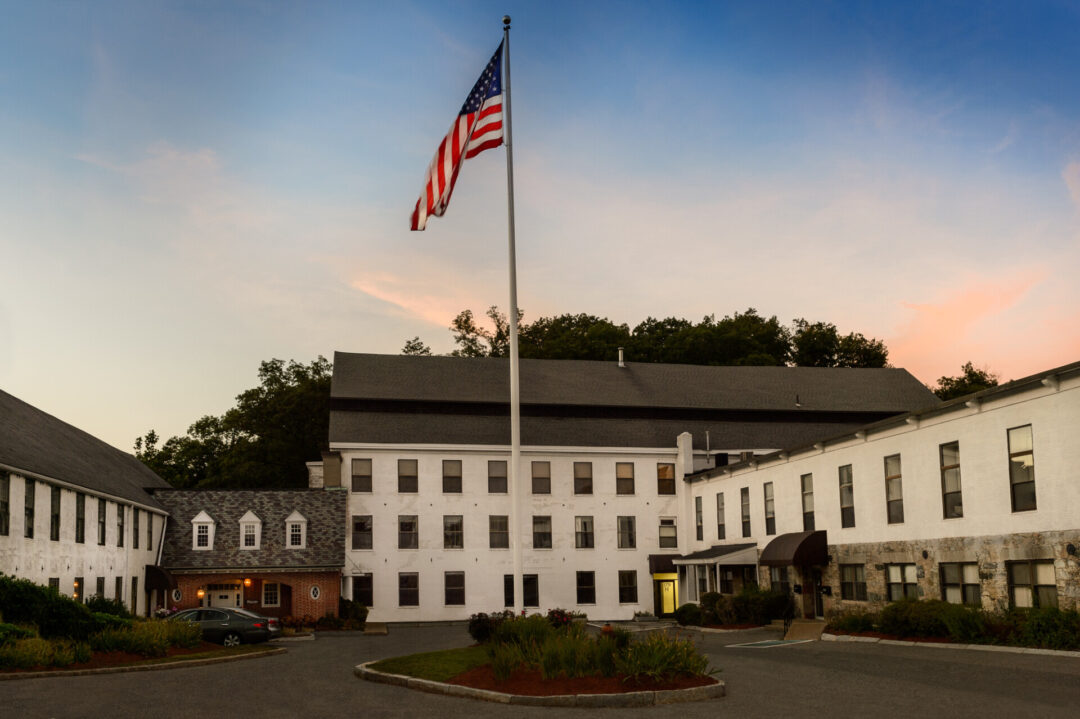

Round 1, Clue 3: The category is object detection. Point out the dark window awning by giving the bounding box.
[648,554,678,574]
[759,530,828,567]
[145,564,178,592]
[673,543,758,566]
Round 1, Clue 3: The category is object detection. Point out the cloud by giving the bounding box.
[1064,161,1080,210]
[350,271,479,328]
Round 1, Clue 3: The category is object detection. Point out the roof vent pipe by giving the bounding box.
[618,347,625,368]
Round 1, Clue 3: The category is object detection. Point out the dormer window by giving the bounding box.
[285,510,307,549]
[239,510,262,550]
[191,510,215,551]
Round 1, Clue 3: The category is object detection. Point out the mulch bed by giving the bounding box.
[829,630,954,643]
[2,641,229,673]
[448,665,717,696]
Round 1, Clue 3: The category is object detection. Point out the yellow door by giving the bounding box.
[661,581,675,615]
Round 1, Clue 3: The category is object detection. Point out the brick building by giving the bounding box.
[155,489,346,619]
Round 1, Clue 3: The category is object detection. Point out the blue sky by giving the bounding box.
[2,1,1079,450]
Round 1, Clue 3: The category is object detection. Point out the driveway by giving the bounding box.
[5,626,1080,718]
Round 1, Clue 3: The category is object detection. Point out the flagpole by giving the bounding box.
[501,14,523,614]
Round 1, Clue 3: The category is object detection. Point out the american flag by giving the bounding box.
[410,42,504,231]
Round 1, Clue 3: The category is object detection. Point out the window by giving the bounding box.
[398,573,419,606]
[531,461,550,494]
[740,487,751,537]
[73,576,83,602]
[353,574,372,607]
[657,463,676,495]
[658,517,677,548]
[575,516,594,549]
[884,455,904,524]
[838,465,855,528]
[398,515,418,549]
[763,482,775,536]
[839,564,867,601]
[133,508,140,549]
[48,577,60,592]
[146,513,153,549]
[398,459,418,493]
[573,462,592,495]
[719,569,734,594]
[239,510,261,550]
[96,577,104,598]
[443,515,464,549]
[191,510,214,550]
[50,485,61,541]
[1008,425,1036,512]
[97,498,106,545]
[716,493,725,540]
[0,474,8,536]
[885,564,918,600]
[445,572,465,605]
[24,478,34,539]
[616,462,634,495]
[617,516,636,549]
[489,515,509,549]
[940,563,980,606]
[697,566,708,597]
[285,511,307,548]
[352,515,373,549]
[801,474,814,531]
[117,504,125,547]
[442,459,462,493]
[263,582,280,607]
[618,570,638,603]
[488,460,507,493]
[351,458,372,492]
[770,567,790,595]
[532,516,552,549]
[523,574,539,607]
[1008,560,1057,608]
[504,575,514,607]
[940,442,963,518]
[130,576,138,614]
[695,496,703,541]
[576,571,596,604]
[115,576,123,601]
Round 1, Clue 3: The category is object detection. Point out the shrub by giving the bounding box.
[0,637,82,669]
[85,594,131,619]
[489,642,527,681]
[0,622,36,645]
[879,598,951,638]
[539,631,594,679]
[826,609,878,633]
[339,599,369,628]
[92,612,133,631]
[615,632,710,682]
[0,574,97,640]
[700,592,722,614]
[674,603,702,626]
[467,610,513,644]
[939,604,989,644]
[731,586,792,625]
[1018,607,1080,651]
[546,608,573,630]
[317,613,345,630]
[492,613,555,649]
[90,619,201,657]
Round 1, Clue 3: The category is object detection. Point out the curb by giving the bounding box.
[272,634,316,642]
[821,633,1080,658]
[354,661,724,706]
[0,646,287,681]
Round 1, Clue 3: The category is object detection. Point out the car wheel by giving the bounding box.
[223,632,242,647]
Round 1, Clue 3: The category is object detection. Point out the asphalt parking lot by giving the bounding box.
[5,626,1080,719]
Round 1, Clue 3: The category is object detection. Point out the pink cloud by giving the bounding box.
[350,272,479,327]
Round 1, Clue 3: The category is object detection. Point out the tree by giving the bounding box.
[135,357,332,489]
[933,362,999,401]
[401,337,432,356]
[790,319,889,368]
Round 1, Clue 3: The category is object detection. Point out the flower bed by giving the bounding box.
[448,664,716,696]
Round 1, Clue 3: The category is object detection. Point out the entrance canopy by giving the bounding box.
[758,530,827,567]
[144,564,178,592]
[672,543,758,566]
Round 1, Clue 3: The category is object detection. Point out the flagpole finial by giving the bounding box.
[503,15,511,27]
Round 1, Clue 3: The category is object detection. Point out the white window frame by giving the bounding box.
[191,510,215,551]
[262,582,280,607]
[285,510,307,548]
[239,510,262,550]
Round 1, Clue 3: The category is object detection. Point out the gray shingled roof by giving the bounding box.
[155,489,346,571]
[0,389,169,509]
[332,352,938,412]
[329,353,940,449]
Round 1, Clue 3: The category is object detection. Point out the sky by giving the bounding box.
[2,1,1079,451]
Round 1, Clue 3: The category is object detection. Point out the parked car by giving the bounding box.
[234,608,281,638]
[171,608,272,646]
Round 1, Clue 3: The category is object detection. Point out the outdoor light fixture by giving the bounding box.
[244,578,252,587]
[196,588,205,599]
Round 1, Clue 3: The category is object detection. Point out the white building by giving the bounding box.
[684,360,1080,618]
[322,352,938,622]
[0,390,172,615]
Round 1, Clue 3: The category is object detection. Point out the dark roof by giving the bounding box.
[759,531,828,567]
[329,353,940,449]
[0,389,169,509]
[332,353,938,412]
[678,543,758,561]
[155,489,346,571]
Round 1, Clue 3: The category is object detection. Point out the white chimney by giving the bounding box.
[618,347,625,367]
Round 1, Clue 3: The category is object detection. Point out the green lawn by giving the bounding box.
[369,645,489,682]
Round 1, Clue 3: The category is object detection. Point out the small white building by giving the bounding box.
[0,389,171,615]
[684,360,1080,618]
[322,352,937,622]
